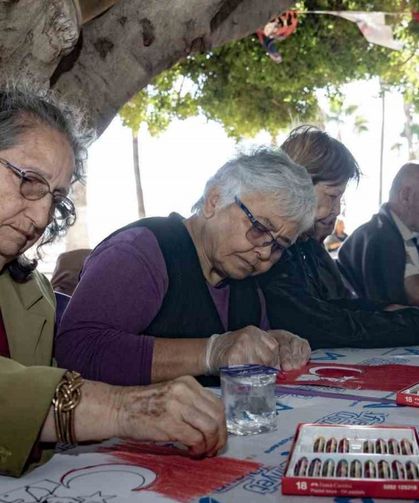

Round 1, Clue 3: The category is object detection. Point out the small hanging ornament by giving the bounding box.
[256,10,298,63]
[264,10,298,40]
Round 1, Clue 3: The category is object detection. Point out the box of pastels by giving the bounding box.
[282,423,419,499]
[397,382,419,408]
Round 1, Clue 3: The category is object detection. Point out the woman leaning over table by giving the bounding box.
[56,147,315,387]
[0,86,226,477]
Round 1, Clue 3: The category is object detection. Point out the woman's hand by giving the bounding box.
[205,325,280,372]
[114,376,227,457]
[268,329,311,370]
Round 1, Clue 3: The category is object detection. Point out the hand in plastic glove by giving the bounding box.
[268,329,311,371]
[205,325,279,374]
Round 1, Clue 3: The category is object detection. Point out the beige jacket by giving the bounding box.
[0,269,65,477]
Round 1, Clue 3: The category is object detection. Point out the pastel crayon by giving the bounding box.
[363,440,374,454]
[294,456,309,476]
[378,460,390,479]
[336,459,349,478]
[364,460,376,478]
[321,459,335,478]
[350,459,362,478]
[375,438,387,454]
[338,438,350,453]
[401,438,413,455]
[392,460,406,479]
[388,438,400,455]
[308,458,322,477]
[406,461,419,480]
[313,436,325,452]
[326,437,337,453]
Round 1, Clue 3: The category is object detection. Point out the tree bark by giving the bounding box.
[132,130,146,218]
[63,181,90,249]
[378,81,385,206]
[0,0,293,135]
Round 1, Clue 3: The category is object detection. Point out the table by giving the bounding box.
[1,345,419,503]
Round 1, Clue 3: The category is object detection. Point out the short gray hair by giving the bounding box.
[192,147,316,232]
[389,161,419,201]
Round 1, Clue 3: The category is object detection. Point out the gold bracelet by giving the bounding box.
[52,370,83,446]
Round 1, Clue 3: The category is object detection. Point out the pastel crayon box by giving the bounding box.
[282,423,419,499]
[397,382,419,408]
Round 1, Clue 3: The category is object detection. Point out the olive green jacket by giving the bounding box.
[0,269,65,477]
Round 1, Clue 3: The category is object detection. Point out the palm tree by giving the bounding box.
[325,98,369,140]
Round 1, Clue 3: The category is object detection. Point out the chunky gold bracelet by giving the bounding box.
[52,370,83,446]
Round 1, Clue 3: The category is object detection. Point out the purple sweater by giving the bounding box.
[55,227,268,385]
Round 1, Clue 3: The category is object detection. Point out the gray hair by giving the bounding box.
[389,161,419,201]
[0,82,92,281]
[0,82,91,187]
[192,147,316,232]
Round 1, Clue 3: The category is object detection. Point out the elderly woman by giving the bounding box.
[56,149,315,386]
[0,87,226,477]
[260,125,419,348]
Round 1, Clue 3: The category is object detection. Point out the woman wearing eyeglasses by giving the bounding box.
[56,149,315,387]
[0,87,227,477]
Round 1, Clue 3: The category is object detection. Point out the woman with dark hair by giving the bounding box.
[0,86,226,477]
[260,125,419,348]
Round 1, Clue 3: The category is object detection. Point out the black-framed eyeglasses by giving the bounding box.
[0,157,75,221]
[234,196,285,253]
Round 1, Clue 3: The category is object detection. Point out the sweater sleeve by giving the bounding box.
[0,358,65,477]
[55,228,168,385]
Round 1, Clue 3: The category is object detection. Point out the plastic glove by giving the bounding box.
[205,325,280,374]
[268,329,311,371]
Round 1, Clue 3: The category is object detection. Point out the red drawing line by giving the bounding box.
[99,441,261,502]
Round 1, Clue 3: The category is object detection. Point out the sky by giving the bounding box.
[38,77,414,274]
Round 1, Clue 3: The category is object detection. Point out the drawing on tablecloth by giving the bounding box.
[98,441,261,502]
[278,362,419,391]
[0,463,154,503]
[0,443,261,503]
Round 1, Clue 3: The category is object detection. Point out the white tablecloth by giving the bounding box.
[1,345,419,503]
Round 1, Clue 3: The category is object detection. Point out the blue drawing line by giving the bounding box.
[275,385,396,404]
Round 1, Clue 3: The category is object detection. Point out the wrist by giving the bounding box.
[205,332,227,375]
[74,380,119,441]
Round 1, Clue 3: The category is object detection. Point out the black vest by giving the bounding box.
[103,213,262,385]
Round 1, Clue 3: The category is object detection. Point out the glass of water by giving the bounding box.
[220,364,278,436]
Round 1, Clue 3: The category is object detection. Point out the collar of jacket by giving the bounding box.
[0,269,55,366]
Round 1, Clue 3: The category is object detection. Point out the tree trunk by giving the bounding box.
[63,181,90,249]
[403,97,416,160]
[0,0,293,135]
[378,82,386,207]
[132,130,146,218]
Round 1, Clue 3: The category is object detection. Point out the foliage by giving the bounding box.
[119,0,419,140]
[325,95,369,138]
